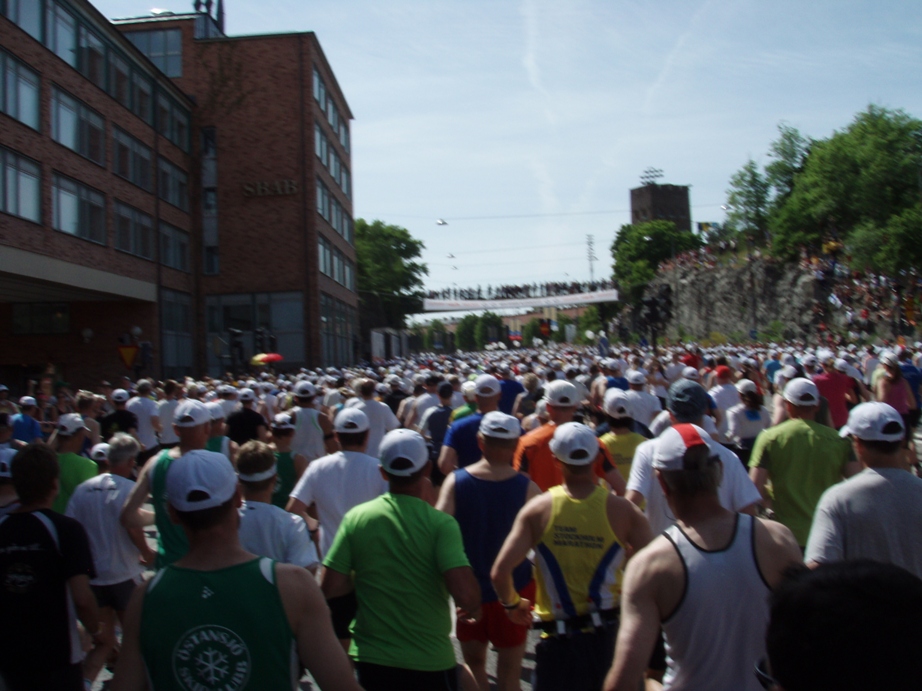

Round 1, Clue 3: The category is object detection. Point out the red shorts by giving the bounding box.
[456,580,536,648]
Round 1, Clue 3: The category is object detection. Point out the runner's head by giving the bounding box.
[543,380,579,424]
[106,433,140,477]
[477,411,521,462]
[378,429,429,488]
[438,382,454,405]
[653,424,722,499]
[172,399,211,449]
[56,413,88,451]
[839,402,905,463]
[473,374,502,413]
[11,443,58,507]
[237,440,277,495]
[549,422,599,477]
[333,408,370,451]
[782,378,820,420]
[166,449,240,532]
[603,388,634,429]
[205,401,226,437]
[666,380,709,425]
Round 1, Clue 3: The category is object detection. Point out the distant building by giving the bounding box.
[630,183,691,233]
[0,0,357,390]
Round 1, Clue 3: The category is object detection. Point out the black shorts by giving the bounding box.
[91,578,138,611]
[1,662,83,691]
[533,623,618,691]
[355,662,458,691]
[327,591,358,640]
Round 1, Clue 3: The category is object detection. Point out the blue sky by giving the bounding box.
[96,0,922,293]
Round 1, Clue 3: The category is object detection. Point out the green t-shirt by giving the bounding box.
[54,452,98,513]
[150,449,189,568]
[323,493,470,671]
[450,403,477,422]
[600,430,646,482]
[272,451,296,509]
[749,418,851,545]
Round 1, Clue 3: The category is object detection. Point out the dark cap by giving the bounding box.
[667,379,710,423]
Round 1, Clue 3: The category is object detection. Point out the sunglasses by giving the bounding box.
[754,657,777,689]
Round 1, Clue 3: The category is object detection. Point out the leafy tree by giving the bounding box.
[577,306,602,344]
[765,123,811,202]
[847,203,922,275]
[475,312,505,350]
[523,318,543,346]
[611,220,701,303]
[553,314,573,343]
[770,106,922,258]
[354,219,428,330]
[455,314,479,351]
[425,319,446,351]
[725,159,770,245]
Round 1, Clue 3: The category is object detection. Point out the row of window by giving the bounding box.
[125,29,182,78]
[318,234,356,292]
[314,122,350,199]
[315,178,354,244]
[2,1,190,150]
[319,293,358,368]
[1,144,190,269]
[0,50,39,129]
[312,66,349,153]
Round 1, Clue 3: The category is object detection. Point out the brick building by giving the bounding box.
[0,0,357,394]
[630,183,691,233]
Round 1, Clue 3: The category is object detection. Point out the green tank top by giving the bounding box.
[206,436,230,457]
[272,451,296,509]
[140,557,298,690]
[150,449,189,569]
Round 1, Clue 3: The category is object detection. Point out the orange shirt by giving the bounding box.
[513,422,615,492]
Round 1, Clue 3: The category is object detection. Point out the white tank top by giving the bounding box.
[291,406,325,462]
[661,514,770,691]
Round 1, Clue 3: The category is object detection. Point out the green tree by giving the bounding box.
[553,314,573,343]
[765,123,811,202]
[577,306,602,344]
[611,220,701,303]
[455,314,479,351]
[475,312,505,350]
[847,203,922,275]
[523,318,543,346]
[424,319,446,351]
[354,219,428,330]
[771,106,922,258]
[725,159,770,245]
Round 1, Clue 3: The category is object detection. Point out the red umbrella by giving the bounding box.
[251,353,284,364]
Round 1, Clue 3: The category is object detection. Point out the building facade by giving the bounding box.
[0,0,357,392]
[630,183,691,233]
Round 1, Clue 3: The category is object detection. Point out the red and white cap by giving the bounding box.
[654,424,710,471]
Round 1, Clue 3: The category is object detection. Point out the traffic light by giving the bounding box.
[254,327,267,352]
[268,332,278,352]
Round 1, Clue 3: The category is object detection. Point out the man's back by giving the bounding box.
[101,409,137,441]
[53,452,98,514]
[748,418,851,545]
[323,493,469,671]
[806,468,922,578]
[351,398,398,457]
[126,397,158,450]
[140,557,299,689]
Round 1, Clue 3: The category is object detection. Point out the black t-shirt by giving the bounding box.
[384,391,408,415]
[0,509,95,670]
[100,409,138,440]
[225,407,267,445]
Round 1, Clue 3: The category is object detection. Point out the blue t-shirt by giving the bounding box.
[606,376,629,391]
[764,360,782,383]
[443,413,483,468]
[498,379,525,415]
[901,363,922,407]
[11,414,42,443]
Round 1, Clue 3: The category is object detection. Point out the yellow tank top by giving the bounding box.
[534,485,626,621]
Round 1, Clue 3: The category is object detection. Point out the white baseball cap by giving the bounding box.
[543,380,579,407]
[626,370,646,386]
[783,378,820,407]
[479,411,521,440]
[461,380,477,400]
[57,413,89,436]
[112,389,130,403]
[89,443,111,462]
[549,422,600,466]
[238,388,256,402]
[205,401,225,421]
[294,381,317,398]
[334,408,370,434]
[379,429,429,477]
[166,450,238,512]
[173,400,211,428]
[681,366,700,381]
[654,424,713,471]
[603,388,633,419]
[473,374,501,398]
[880,351,900,368]
[735,379,758,395]
[839,402,905,442]
[18,396,36,407]
[272,412,296,430]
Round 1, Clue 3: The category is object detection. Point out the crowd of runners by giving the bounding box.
[1,339,922,690]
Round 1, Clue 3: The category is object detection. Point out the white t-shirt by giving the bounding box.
[625,390,663,427]
[220,398,239,419]
[451,391,466,410]
[126,396,160,450]
[348,398,399,458]
[708,384,742,441]
[158,398,180,445]
[288,450,388,554]
[411,392,438,428]
[725,405,771,446]
[65,474,145,585]
[665,363,685,384]
[649,410,719,438]
[626,430,761,536]
[237,500,318,568]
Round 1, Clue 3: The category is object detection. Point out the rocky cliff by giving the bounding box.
[647,258,819,341]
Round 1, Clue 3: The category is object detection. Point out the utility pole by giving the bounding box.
[587,235,597,283]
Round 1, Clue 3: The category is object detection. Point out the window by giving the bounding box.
[0,147,41,223]
[1,51,40,130]
[131,72,152,124]
[113,128,152,191]
[46,2,77,67]
[320,293,357,367]
[51,87,105,165]
[78,25,105,89]
[108,53,130,108]
[114,202,153,259]
[161,289,193,378]
[3,0,42,41]
[125,29,182,78]
[52,174,105,244]
[316,179,330,221]
[158,158,188,211]
[12,303,70,335]
[160,222,190,271]
[156,94,190,151]
[318,235,332,276]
